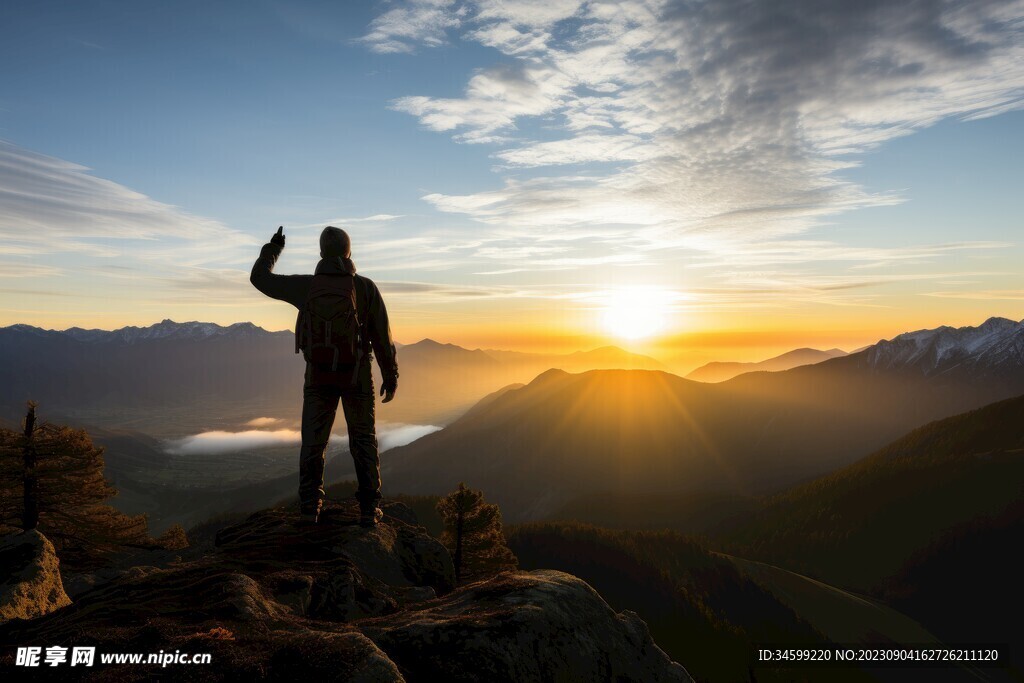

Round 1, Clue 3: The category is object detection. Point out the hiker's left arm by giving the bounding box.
[250,227,307,308]
[366,281,399,400]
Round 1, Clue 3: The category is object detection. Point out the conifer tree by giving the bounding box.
[0,403,155,570]
[436,482,517,583]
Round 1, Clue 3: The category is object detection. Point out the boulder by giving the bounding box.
[214,500,455,595]
[360,569,693,682]
[0,529,71,624]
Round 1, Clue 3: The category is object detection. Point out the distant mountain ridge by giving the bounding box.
[7,319,286,344]
[383,316,1024,521]
[5,315,1023,437]
[858,316,1024,378]
[2,321,663,366]
[0,320,668,433]
[721,391,1024,594]
[686,347,847,383]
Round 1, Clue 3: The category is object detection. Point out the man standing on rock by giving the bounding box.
[250,226,398,527]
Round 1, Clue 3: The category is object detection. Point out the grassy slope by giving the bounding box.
[721,395,1024,592]
[720,554,936,646]
[505,521,876,683]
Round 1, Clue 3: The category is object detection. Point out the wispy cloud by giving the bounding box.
[925,289,1024,301]
[0,142,256,262]
[393,62,572,143]
[0,262,63,278]
[291,214,404,230]
[359,0,465,54]
[687,240,1013,269]
[365,0,1024,270]
[0,141,271,313]
[245,417,286,428]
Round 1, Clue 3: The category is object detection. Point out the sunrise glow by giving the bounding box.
[601,288,675,341]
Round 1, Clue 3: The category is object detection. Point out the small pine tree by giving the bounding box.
[436,482,517,584]
[0,402,153,570]
[157,524,190,551]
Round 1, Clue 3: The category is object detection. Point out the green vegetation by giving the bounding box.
[880,500,1024,666]
[554,491,756,535]
[436,483,517,584]
[387,493,443,537]
[722,395,1024,592]
[0,403,158,571]
[506,522,858,683]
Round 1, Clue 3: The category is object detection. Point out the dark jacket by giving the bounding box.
[249,242,398,384]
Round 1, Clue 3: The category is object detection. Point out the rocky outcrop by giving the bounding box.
[0,529,71,624]
[361,569,690,682]
[0,500,690,681]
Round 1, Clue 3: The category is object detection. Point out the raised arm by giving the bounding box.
[250,226,308,308]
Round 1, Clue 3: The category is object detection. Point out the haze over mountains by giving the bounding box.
[0,319,665,433]
[5,316,1024,537]
[714,393,1024,663]
[383,318,1024,521]
[685,347,847,383]
[722,393,1024,591]
[4,316,1024,677]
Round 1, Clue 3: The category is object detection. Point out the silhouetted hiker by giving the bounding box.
[250,226,398,527]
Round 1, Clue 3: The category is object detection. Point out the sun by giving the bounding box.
[600,287,673,341]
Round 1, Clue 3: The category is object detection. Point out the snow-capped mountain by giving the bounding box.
[0,319,302,431]
[860,317,1024,378]
[7,319,283,345]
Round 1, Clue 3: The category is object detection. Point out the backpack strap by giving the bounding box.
[345,276,369,387]
[305,309,314,359]
[356,276,370,346]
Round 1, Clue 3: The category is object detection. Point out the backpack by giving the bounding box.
[295,273,363,373]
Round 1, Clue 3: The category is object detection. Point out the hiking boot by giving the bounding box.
[298,501,322,526]
[359,506,383,528]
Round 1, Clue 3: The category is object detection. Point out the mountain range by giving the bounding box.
[382,317,1024,521]
[858,315,1024,379]
[721,392,1024,591]
[714,392,1024,667]
[6,315,1024,536]
[0,320,665,433]
[685,347,847,383]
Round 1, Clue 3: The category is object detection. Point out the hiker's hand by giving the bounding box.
[270,226,286,248]
[381,379,397,404]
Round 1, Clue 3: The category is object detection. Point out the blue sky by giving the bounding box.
[2,0,1023,362]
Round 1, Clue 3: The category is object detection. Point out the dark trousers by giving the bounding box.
[299,359,381,512]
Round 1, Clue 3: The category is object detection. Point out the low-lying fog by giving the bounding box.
[164,419,441,456]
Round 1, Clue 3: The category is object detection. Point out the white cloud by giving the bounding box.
[0,142,255,261]
[0,261,62,278]
[359,0,464,54]
[378,423,444,450]
[925,289,1024,301]
[292,214,404,230]
[392,62,572,143]
[366,0,1024,273]
[165,429,301,455]
[473,0,583,26]
[0,140,279,302]
[246,417,285,427]
[0,142,278,314]
[494,133,662,167]
[165,422,442,455]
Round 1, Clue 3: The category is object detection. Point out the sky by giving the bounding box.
[2,0,1023,366]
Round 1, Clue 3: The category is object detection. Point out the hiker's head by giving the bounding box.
[320,226,351,259]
